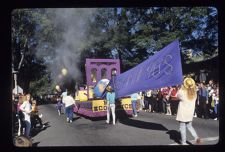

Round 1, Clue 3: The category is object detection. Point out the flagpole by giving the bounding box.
[112,70,117,97]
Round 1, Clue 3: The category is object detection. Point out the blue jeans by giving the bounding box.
[214,103,219,115]
[65,105,74,121]
[24,120,31,138]
[132,100,137,115]
[179,122,198,144]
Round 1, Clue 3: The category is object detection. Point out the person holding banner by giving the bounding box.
[176,78,201,145]
[105,85,116,125]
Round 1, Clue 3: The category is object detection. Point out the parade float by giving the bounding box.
[73,59,136,117]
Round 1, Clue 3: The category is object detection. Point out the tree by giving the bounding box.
[83,7,218,72]
[12,8,218,95]
[11,9,56,93]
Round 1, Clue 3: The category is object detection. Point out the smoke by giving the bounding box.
[35,8,97,87]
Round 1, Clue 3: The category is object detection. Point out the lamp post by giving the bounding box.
[112,70,117,92]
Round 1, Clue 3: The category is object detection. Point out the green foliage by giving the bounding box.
[29,75,54,97]
[83,7,217,71]
[12,8,218,95]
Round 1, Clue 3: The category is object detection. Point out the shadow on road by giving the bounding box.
[119,118,168,131]
[116,101,168,131]
[72,116,82,121]
[30,122,51,137]
[166,130,181,144]
[32,141,40,147]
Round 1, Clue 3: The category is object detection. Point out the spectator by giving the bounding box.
[176,78,201,145]
[19,94,32,138]
[131,92,139,117]
[56,96,63,115]
[138,92,145,111]
[194,83,200,117]
[30,100,44,129]
[170,86,179,115]
[207,80,215,118]
[157,89,163,114]
[105,85,116,125]
[151,89,159,113]
[17,95,26,136]
[212,85,219,120]
[144,90,152,112]
[165,87,172,116]
[198,82,209,119]
[161,87,170,114]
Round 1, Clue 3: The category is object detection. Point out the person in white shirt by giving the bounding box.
[20,94,32,138]
[62,90,76,123]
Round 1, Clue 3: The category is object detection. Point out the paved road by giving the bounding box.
[18,103,219,146]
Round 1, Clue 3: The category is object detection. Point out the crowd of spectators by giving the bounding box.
[139,79,219,120]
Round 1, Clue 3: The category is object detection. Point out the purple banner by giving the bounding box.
[114,40,183,98]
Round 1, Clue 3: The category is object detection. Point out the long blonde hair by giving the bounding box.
[182,86,197,100]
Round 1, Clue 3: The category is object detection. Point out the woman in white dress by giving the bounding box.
[20,94,32,138]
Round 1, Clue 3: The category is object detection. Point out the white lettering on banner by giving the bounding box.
[146,54,173,79]
[163,55,173,75]
[146,60,161,79]
[115,54,173,91]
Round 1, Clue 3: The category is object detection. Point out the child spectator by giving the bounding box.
[56,96,63,115]
[30,100,44,129]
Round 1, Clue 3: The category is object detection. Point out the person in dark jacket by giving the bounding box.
[198,82,209,119]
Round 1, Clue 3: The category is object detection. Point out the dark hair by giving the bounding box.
[67,90,72,96]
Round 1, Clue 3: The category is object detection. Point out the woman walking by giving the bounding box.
[20,94,32,138]
[62,90,76,123]
[176,78,202,145]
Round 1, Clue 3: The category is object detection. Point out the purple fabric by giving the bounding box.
[114,40,183,98]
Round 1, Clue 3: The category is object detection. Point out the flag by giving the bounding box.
[114,39,183,98]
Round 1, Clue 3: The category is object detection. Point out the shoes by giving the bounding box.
[69,120,72,123]
[214,118,218,120]
[195,138,202,144]
[106,121,109,124]
[67,117,69,122]
[134,115,138,117]
[113,122,116,125]
[181,143,188,145]
[42,125,45,128]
